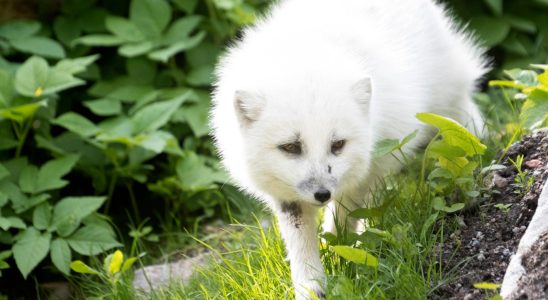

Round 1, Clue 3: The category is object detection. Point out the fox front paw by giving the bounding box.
[294,280,326,300]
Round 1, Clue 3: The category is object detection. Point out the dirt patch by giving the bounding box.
[432,130,548,300]
[509,231,548,300]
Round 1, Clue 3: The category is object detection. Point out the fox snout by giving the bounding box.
[313,188,331,203]
[298,173,336,204]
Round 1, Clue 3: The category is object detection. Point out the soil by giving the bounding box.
[431,130,548,300]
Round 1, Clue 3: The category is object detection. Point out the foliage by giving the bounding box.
[446,0,548,71]
[0,0,266,281]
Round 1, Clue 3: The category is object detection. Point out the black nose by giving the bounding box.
[314,189,331,203]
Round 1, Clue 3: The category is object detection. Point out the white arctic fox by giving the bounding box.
[211,0,487,298]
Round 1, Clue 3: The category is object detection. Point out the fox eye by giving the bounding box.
[278,142,302,155]
[331,139,346,155]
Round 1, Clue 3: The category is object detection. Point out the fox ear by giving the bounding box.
[234,90,264,126]
[351,78,372,113]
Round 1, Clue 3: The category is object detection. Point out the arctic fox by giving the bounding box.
[211,0,486,298]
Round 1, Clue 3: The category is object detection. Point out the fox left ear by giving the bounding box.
[351,78,372,113]
[234,90,264,127]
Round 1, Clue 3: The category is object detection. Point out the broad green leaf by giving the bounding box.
[130,0,171,38]
[33,203,52,230]
[14,56,49,97]
[53,16,82,46]
[332,245,378,267]
[432,197,465,213]
[108,250,123,274]
[13,227,51,278]
[51,239,71,275]
[0,216,26,230]
[54,55,99,75]
[427,141,466,159]
[119,41,154,57]
[0,70,14,107]
[84,98,122,116]
[10,37,65,59]
[132,95,187,134]
[176,153,217,190]
[36,154,80,193]
[505,15,536,33]
[105,16,145,42]
[163,16,203,45]
[0,100,47,123]
[469,17,510,47]
[186,65,214,86]
[108,85,154,102]
[67,225,122,255]
[148,31,206,62]
[172,0,199,13]
[18,164,39,193]
[0,20,40,40]
[137,131,176,153]
[521,89,548,129]
[483,0,503,16]
[473,282,501,290]
[416,113,486,155]
[179,97,210,137]
[70,260,99,275]
[53,112,100,137]
[42,70,85,95]
[348,207,385,219]
[51,196,106,237]
[75,34,124,46]
[0,164,9,181]
[372,139,399,158]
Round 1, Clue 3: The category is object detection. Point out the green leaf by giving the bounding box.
[176,153,219,190]
[54,55,99,75]
[10,37,66,59]
[416,113,486,156]
[118,41,154,57]
[51,196,107,237]
[36,154,80,193]
[137,131,176,153]
[67,225,122,255]
[122,257,138,272]
[130,0,172,38]
[0,216,26,230]
[432,197,465,213]
[70,260,99,275]
[84,98,122,116]
[33,203,52,230]
[132,94,188,134]
[0,164,9,181]
[163,16,203,45]
[14,56,49,97]
[179,96,210,137]
[332,245,378,267]
[483,0,503,16]
[172,0,199,13]
[148,31,206,62]
[53,112,100,137]
[0,20,40,40]
[51,239,71,275]
[521,89,548,129]
[75,34,125,46]
[428,140,467,159]
[13,227,51,279]
[53,16,82,46]
[0,70,14,107]
[372,139,399,158]
[15,56,84,97]
[469,17,510,47]
[0,100,48,123]
[105,16,145,42]
[186,65,214,86]
[18,164,39,193]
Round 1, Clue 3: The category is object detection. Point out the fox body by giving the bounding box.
[210,0,486,298]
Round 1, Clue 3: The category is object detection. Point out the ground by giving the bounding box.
[433,130,548,299]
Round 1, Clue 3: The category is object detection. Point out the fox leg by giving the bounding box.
[276,202,326,300]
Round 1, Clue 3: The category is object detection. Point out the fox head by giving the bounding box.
[232,78,374,206]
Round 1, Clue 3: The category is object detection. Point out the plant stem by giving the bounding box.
[14,118,33,158]
[103,174,118,215]
[126,183,141,223]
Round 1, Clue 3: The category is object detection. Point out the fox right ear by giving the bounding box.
[234,90,264,126]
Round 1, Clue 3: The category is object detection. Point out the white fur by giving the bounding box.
[210,0,487,298]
